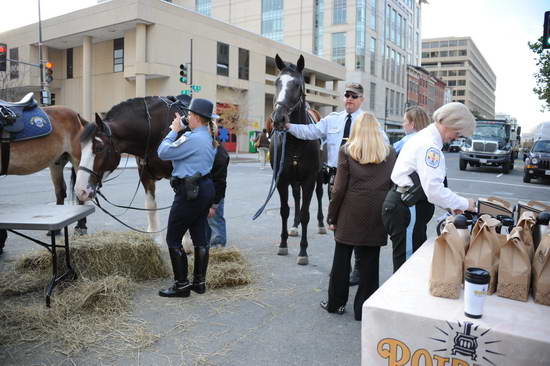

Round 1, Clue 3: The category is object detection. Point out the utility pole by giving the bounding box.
[37,0,50,105]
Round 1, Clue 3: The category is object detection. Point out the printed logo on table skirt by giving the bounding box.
[376,321,504,366]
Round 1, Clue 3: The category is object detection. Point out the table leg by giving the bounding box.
[64,226,77,281]
[46,231,58,307]
[45,226,77,307]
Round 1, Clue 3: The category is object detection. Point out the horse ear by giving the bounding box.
[275,54,286,71]
[296,55,305,73]
[95,113,104,130]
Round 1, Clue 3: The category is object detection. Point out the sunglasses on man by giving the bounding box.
[344,93,360,99]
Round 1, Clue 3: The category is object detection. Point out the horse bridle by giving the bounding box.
[271,78,305,123]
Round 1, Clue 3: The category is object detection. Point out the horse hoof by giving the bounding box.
[277,247,288,256]
[318,227,327,235]
[296,256,308,265]
[288,227,299,237]
[74,227,87,236]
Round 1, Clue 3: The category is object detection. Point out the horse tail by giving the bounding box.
[70,165,77,202]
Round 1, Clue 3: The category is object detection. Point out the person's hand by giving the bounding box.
[466,198,476,212]
[170,112,183,133]
[328,224,336,231]
[285,123,291,130]
[208,207,216,218]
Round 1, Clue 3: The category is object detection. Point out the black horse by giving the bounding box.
[270,54,321,265]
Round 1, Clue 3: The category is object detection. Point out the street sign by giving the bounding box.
[191,85,202,92]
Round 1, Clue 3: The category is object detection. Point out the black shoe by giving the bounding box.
[159,281,191,297]
[320,300,345,315]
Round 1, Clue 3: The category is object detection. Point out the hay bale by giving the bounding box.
[204,247,252,289]
[15,231,170,281]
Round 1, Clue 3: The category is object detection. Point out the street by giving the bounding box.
[0,153,549,365]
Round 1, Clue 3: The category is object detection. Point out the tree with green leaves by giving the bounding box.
[528,37,550,112]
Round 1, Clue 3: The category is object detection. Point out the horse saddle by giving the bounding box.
[0,93,52,141]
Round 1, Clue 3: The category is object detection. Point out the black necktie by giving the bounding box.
[341,114,352,146]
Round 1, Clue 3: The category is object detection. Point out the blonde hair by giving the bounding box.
[346,112,389,164]
[405,106,431,131]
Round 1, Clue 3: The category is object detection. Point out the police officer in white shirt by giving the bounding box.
[382,102,477,273]
[286,82,387,286]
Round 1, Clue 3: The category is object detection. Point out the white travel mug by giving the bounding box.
[464,267,490,319]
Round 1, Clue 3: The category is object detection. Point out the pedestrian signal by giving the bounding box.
[0,43,6,72]
[544,11,550,49]
[179,64,188,84]
[45,61,54,83]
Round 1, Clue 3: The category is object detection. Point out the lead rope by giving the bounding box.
[252,130,287,220]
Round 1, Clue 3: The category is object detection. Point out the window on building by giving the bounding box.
[390,89,395,115]
[332,32,346,66]
[113,38,124,73]
[313,0,324,56]
[457,80,466,86]
[456,90,465,96]
[397,14,402,46]
[458,49,467,56]
[448,80,456,86]
[262,0,284,41]
[448,50,457,57]
[458,39,467,46]
[439,50,448,57]
[66,48,73,79]
[430,51,438,58]
[238,48,249,80]
[370,82,376,110]
[421,52,429,58]
[333,0,347,24]
[391,9,397,42]
[217,42,229,76]
[9,48,18,79]
[448,70,457,76]
[449,40,457,47]
[390,49,396,83]
[370,0,376,30]
[370,37,376,75]
[195,0,211,16]
[385,5,391,40]
[439,40,449,48]
[458,70,466,76]
[355,0,366,71]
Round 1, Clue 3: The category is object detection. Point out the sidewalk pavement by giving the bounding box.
[115,152,260,169]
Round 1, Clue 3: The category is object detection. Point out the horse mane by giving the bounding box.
[80,122,97,143]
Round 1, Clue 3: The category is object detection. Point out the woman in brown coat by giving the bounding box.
[321,112,397,321]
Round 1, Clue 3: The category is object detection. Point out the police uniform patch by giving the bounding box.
[170,135,187,147]
[425,147,441,168]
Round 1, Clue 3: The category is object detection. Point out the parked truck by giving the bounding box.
[459,117,521,174]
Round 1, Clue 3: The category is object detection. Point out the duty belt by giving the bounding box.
[394,185,410,194]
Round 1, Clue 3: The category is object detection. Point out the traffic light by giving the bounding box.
[45,61,53,83]
[544,11,550,49]
[0,43,6,72]
[179,63,188,84]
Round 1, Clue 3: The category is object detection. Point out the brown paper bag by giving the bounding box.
[497,227,531,301]
[430,222,466,299]
[478,197,514,218]
[465,214,506,295]
[516,211,537,260]
[517,200,550,219]
[532,231,550,306]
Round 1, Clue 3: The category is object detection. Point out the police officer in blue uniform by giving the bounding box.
[286,83,388,286]
[157,98,218,298]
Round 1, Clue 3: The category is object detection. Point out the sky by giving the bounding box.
[1,0,549,132]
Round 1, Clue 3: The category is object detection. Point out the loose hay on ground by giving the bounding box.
[0,233,252,358]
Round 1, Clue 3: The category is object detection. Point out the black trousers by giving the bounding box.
[166,178,214,249]
[381,189,434,273]
[327,242,380,321]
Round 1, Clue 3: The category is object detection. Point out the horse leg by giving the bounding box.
[277,184,290,256]
[297,179,316,265]
[69,164,88,236]
[289,182,300,237]
[47,155,69,236]
[0,229,6,255]
[141,173,162,244]
[316,173,327,234]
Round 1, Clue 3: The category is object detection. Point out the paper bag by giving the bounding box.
[430,222,466,299]
[532,231,550,306]
[465,214,506,295]
[515,211,536,260]
[497,227,531,302]
[517,200,550,220]
[478,197,514,218]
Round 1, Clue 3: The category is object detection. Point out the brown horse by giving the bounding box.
[0,105,88,254]
[74,96,187,243]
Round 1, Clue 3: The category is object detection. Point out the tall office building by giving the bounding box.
[421,36,496,119]
[175,0,424,130]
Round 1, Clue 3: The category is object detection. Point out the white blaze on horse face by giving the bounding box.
[276,74,293,104]
[75,140,95,202]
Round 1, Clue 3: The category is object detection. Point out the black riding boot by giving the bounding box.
[159,247,191,298]
[192,246,209,294]
[349,248,360,286]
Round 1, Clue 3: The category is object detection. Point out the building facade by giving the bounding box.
[0,0,345,152]
[406,65,446,117]
[421,36,496,119]
[173,0,424,130]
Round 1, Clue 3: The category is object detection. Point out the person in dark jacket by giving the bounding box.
[322,112,397,321]
[208,140,230,248]
[254,128,270,169]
